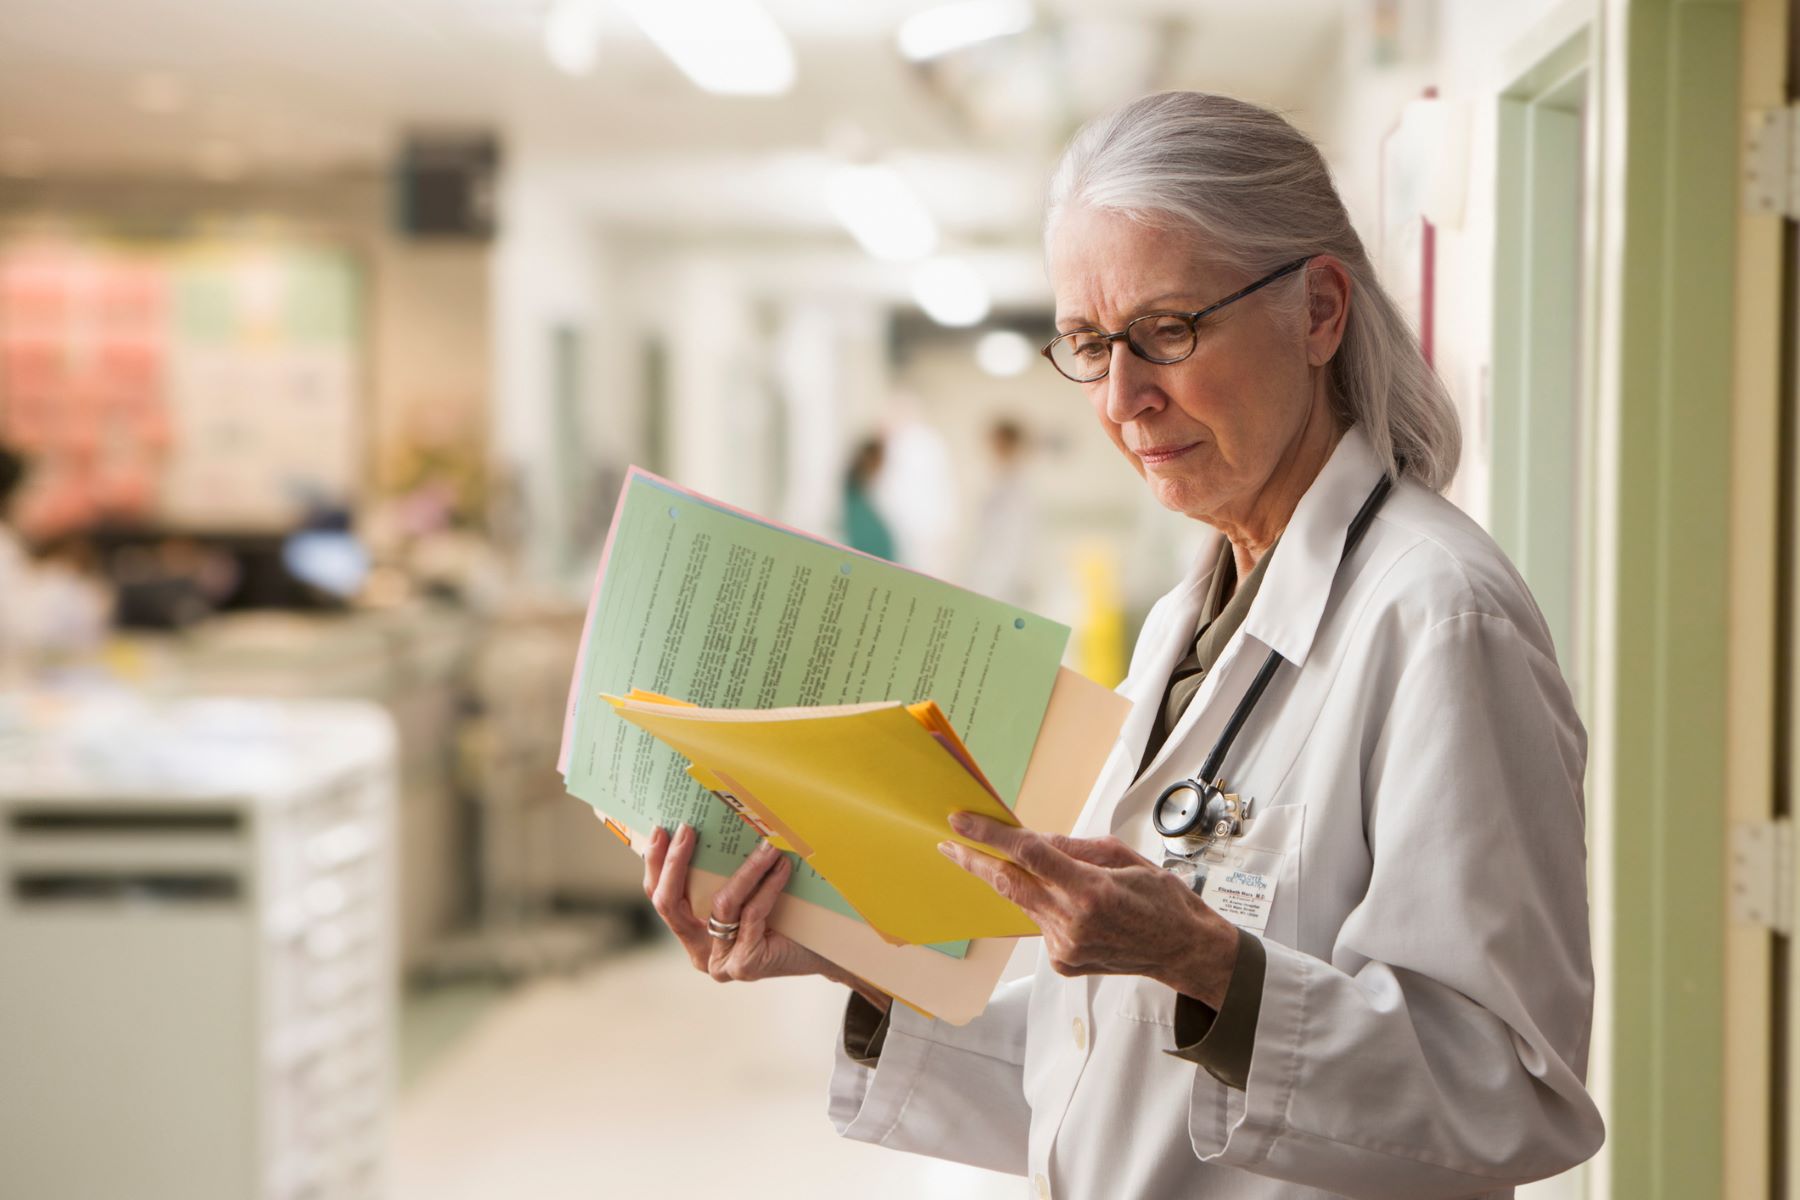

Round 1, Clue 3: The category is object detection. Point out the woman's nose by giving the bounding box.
[1101,343,1165,424]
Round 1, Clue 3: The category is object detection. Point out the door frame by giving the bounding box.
[1595,0,1749,1195]
[1727,1,1791,1196]
[1491,25,1597,696]
[1491,10,1606,1196]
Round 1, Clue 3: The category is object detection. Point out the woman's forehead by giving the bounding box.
[1048,212,1228,322]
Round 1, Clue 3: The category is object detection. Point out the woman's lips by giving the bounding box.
[1135,441,1201,465]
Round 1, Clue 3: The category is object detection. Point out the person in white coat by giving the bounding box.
[964,418,1040,608]
[642,91,1603,1199]
[0,444,112,683]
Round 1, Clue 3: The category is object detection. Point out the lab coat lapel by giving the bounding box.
[1103,425,1389,837]
[1240,424,1386,670]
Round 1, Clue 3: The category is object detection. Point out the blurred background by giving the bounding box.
[0,0,1789,1197]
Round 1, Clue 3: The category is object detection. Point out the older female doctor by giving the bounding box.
[643,92,1604,1198]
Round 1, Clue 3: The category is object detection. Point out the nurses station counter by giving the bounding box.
[0,695,398,1200]
[134,607,475,970]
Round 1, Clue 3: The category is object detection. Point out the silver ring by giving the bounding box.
[707,915,741,942]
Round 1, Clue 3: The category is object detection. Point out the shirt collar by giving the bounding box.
[1195,529,1274,655]
[1236,423,1387,668]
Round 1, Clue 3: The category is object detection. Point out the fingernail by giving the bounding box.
[948,813,974,836]
[756,838,777,858]
[678,823,695,841]
[937,840,959,861]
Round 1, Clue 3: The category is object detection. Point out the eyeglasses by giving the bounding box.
[1041,257,1312,383]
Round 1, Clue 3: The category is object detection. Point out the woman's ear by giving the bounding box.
[1304,256,1353,367]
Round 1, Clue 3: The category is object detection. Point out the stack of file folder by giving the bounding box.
[560,469,1128,1022]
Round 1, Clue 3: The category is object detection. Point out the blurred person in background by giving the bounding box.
[644,91,1600,1198]
[0,444,113,681]
[841,435,896,561]
[872,399,960,577]
[964,417,1040,607]
[0,442,26,551]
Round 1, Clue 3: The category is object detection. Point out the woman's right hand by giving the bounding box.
[644,824,890,1012]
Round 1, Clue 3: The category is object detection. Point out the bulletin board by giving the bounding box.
[1378,87,1461,372]
[0,236,362,536]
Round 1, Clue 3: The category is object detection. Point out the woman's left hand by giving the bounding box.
[939,812,1240,1008]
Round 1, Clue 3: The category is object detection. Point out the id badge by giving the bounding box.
[1196,842,1283,936]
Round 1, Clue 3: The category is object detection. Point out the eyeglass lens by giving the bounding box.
[1045,256,1310,383]
[1047,313,1198,382]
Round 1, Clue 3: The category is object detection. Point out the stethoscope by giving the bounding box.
[1152,471,1396,877]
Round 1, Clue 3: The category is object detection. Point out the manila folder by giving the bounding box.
[652,665,1130,1025]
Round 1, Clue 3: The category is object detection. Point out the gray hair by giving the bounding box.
[1046,91,1461,492]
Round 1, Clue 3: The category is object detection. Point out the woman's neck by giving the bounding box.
[1215,408,1344,581]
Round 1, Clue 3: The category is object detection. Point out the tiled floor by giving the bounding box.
[391,938,1584,1200]
[390,939,1017,1200]
[397,978,509,1093]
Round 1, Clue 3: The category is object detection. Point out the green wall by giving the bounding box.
[1605,1,1740,1194]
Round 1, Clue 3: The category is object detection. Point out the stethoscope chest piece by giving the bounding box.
[1153,777,1250,845]
[1155,779,1252,892]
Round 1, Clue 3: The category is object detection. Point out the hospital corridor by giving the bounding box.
[0,0,1792,1197]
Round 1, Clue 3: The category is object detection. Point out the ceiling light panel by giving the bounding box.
[975,329,1031,376]
[615,0,796,95]
[898,0,1033,62]
[912,256,990,326]
[826,163,939,261]
[544,0,605,75]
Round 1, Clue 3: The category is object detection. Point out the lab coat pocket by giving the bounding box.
[1115,802,1306,1028]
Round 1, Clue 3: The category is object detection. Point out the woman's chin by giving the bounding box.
[1148,472,1219,520]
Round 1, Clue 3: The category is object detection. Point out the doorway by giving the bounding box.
[1491,23,1599,1200]
[1491,29,1596,706]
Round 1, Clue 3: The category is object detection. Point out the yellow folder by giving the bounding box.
[605,691,1038,946]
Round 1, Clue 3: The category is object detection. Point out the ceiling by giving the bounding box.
[0,0,1351,243]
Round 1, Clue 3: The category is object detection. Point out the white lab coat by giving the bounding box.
[0,526,110,683]
[828,426,1603,1199]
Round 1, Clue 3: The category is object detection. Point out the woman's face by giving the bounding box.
[1047,206,1338,528]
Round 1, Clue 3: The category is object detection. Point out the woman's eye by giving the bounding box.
[1141,318,1191,351]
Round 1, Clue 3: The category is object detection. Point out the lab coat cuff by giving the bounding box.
[1167,927,1265,1090]
[828,993,936,1144]
[1188,936,1312,1167]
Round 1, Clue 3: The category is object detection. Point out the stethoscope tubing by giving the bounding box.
[1157,469,1397,839]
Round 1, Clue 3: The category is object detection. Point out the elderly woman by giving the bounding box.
[643,92,1603,1198]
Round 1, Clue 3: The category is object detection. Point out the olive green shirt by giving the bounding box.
[1135,544,1272,778]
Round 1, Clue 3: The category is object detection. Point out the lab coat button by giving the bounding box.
[1071,1017,1087,1051]
[1034,1172,1051,1200]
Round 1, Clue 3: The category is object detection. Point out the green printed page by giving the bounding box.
[563,469,1070,955]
